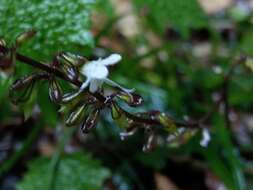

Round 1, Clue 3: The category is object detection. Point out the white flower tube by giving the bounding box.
[77,53,133,94]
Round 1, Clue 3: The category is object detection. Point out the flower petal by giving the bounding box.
[80,78,90,91]
[104,78,134,93]
[100,54,122,66]
[89,79,103,93]
[63,79,90,101]
[81,62,108,79]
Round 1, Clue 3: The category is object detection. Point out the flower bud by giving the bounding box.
[56,54,79,81]
[11,76,33,90]
[49,79,62,103]
[62,64,78,81]
[117,92,143,107]
[65,104,87,126]
[167,129,197,147]
[61,92,79,104]
[60,52,87,67]
[60,93,88,116]
[81,109,100,133]
[113,113,132,129]
[147,111,177,133]
[9,75,36,103]
[157,112,177,133]
[61,91,96,107]
[9,74,47,104]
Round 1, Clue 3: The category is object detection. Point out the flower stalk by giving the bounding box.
[0,32,246,151]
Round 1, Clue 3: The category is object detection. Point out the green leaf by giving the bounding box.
[17,152,111,190]
[0,0,95,59]
[133,0,207,36]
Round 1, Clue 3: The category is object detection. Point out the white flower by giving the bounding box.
[200,128,211,147]
[78,53,133,93]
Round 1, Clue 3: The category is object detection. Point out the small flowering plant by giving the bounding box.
[0,31,213,152]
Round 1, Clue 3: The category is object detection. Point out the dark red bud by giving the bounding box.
[63,64,78,81]
[11,75,35,90]
[117,92,144,107]
[81,109,100,133]
[60,52,87,67]
[49,79,62,103]
[9,75,36,104]
[54,54,79,81]
[65,104,87,126]
[9,73,47,104]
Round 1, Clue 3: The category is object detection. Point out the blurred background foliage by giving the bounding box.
[0,0,253,189]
